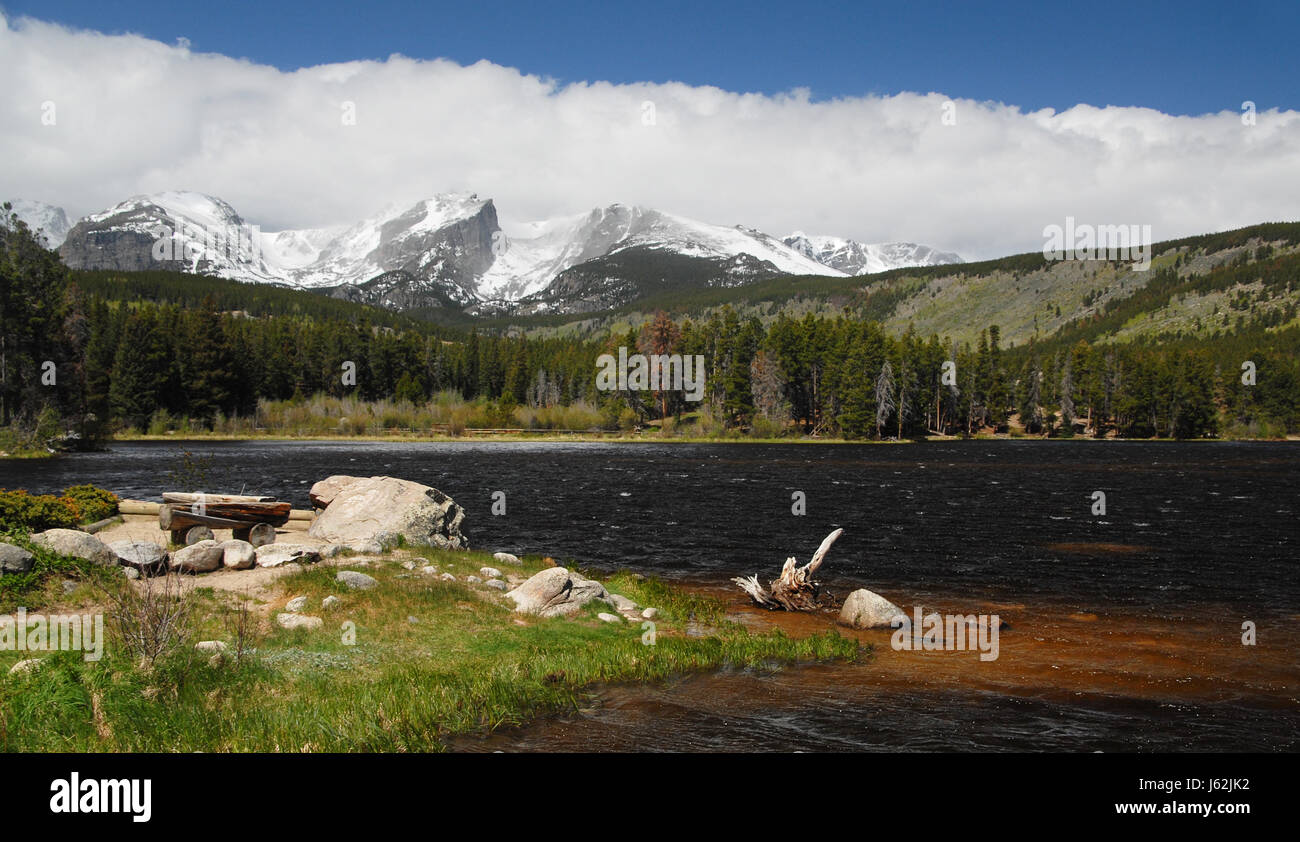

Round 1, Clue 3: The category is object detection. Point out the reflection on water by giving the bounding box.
[4,439,1297,750]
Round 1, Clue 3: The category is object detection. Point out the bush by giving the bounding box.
[0,485,119,531]
[61,485,120,523]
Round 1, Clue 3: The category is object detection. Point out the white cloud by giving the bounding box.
[2,13,1296,260]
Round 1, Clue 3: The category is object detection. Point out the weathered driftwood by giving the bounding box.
[732,528,844,611]
[163,492,277,504]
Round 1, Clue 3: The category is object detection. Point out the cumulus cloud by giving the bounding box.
[2,13,1297,260]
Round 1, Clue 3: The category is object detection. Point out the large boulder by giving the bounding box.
[110,541,168,574]
[506,567,611,618]
[30,529,118,566]
[170,540,224,573]
[838,588,905,630]
[309,475,365,509]
[307,476,467,549]
[0,543,35,575]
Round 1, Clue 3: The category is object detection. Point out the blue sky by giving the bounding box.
[3,0,1296,115]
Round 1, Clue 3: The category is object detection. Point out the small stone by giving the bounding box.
[195,640,228,653]
[479,566,502,579]
[597,612,622,624]
[321,543,345,558]
[322,595,340,610]
[485,579,508,591]
[407,615,419,624]
[419,565,439,576]
[255,544,321,568]
[221,539,257,570]
[170,539,223,573]
[641,607,658,619]
[439,573,456,581]
[122,567,140,580]
[7,658,43,675]
[285,596,308,612]
[609,593,638,612]
[336,570,377,590]
[276,613,323,631]
[401,560,416,570]
[492,552,521,566]
[465,575,481,584]
[348,541,383,555]
[61,579,78,594]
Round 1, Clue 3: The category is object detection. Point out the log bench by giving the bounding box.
[158,495,292,547]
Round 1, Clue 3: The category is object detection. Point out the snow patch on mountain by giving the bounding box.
[6,199,72,247]
[784,232,963,275]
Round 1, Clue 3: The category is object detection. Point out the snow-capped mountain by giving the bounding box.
[783,232,963,275]
[6,199,72,247]
[56,190,961,313]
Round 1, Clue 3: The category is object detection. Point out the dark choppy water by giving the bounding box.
[5,440,1298,751]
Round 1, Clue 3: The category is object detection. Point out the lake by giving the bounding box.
[5,439,1298,751]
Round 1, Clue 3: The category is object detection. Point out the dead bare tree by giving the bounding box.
[732,528,843,611]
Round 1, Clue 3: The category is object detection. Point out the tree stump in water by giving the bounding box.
[732,528,844,611]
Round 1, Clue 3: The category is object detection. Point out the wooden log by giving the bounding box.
[248,523,276,547]
[165,501,291,526]
[732,528,844,611]
[120,500,162,515]
[185,525,214,545]
[163,492,277,504]
[159,505,247,531]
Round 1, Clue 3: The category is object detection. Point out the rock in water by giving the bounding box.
[506,567,612,618]
[838,588,906,630]
[0,543,35,575]
[30,529,117,566]
[308,476,467,549]
[110,541,168,574]
[221,539,257,570]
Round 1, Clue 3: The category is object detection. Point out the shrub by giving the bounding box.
[0,485,119,531]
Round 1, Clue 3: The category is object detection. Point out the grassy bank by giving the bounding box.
[0,546,859,751]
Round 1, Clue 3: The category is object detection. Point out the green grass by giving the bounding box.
[0,547,860,751]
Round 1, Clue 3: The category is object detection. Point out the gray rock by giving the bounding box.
[401,560,416,570]
[255,544,321,568]
[309,475,366,509]
[321,543,345,558]
[641,607,658,620]
[609,593,638,612]
[838,588,906,630]
[285,596,308,613]
[348,541,383,555]
[170,539,223,573]
[321,595,340,610]
[61,579,77,594]
[221,539,256,570]
[419,565,439,576]
[30,529,117,566]
[276,613,323,631]
[195,640,228,653]
[492,552,522,566]
[110,541,167,573]
[307,476,467,550]
[506,567,611,618]
[122,567,140,580]
[336,570,377,590]
[0,542,35,575]
[485,579,508,591]
[597,612,622,624]
[465,575,481,584]
[407,615,419,624]
[439,572,456,581]
[479,566,502,579]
